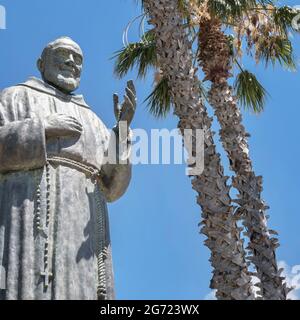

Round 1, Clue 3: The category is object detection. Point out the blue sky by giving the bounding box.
[0,0,299,300]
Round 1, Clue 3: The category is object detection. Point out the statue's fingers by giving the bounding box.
[113,93,119,106]
[72,126,83,133]
[126,82,137,112]
[125,87,136,105]
[66,116,78,120]
[127,80,136,96]
[58,114,73,121]
[113,93,120,120]
[70,128,82,135]
[64,116,82,126]
[66,121,83,131]
[66,126,83,134]
[66,118,82,126]
[123,95,134,109]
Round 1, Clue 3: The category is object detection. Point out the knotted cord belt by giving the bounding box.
[35,155,108,300]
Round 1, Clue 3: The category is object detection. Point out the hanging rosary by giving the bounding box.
[35,161,53,289]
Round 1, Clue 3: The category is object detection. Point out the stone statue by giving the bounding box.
[0,37,136,300]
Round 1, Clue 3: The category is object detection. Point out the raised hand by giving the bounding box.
[44,114,83,138]
[113,80,136,127]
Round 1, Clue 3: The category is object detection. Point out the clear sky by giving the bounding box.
[0,0,299,300]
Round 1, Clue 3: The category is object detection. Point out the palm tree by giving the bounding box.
[114,0,299,299]
[192,1,297,300]
[116,0,255,300]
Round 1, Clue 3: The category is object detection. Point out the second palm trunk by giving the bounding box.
[198,18,289,300]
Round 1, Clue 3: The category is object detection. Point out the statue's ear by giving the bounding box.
[37,58,44,73]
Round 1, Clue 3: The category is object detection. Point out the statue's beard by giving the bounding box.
[56,74,80,92]
[43,69,80,94]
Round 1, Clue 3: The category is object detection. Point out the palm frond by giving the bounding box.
[234,70,268,113]
[113,30,156,79]
[203,0,273,21]
[144,77,172,118]
[256,36,296,70]
[178,0,191,19]
[272,6,300,34]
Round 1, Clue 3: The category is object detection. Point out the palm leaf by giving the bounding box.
[178,0,191,19]
[272,5,300,34]
[113,30,156,79]
[200,0,274,21]
[144,77,172,118]
[234,70,268,113]
[145,76,208,118]
[256,36,296,70]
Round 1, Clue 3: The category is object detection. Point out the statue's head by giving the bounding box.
[37,36,83,94]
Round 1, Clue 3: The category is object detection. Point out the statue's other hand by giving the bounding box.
[44,114,83,138]
[114,80,136,127]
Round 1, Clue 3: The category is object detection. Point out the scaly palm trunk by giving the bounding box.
[198,18,289,300]
[143,0,255,300]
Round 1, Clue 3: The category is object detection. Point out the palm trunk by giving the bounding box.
[143,0,255,300]
[198,18,290,300]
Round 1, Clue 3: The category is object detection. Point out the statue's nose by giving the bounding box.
[65,53,76,66]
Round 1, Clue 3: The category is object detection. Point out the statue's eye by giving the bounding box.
[74,54,83,65]
[54,48,82,64]
[56,48,69,58]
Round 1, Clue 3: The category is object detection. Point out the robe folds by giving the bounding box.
[0,77,132,300]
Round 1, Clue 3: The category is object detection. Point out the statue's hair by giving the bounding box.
[40,36,82,61]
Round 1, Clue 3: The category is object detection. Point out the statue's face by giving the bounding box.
[40,41,83,94]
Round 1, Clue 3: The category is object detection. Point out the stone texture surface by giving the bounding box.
[0,72,132,298]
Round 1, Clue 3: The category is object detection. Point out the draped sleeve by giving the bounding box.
[0,87,47,173]
[97,120,132,203]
